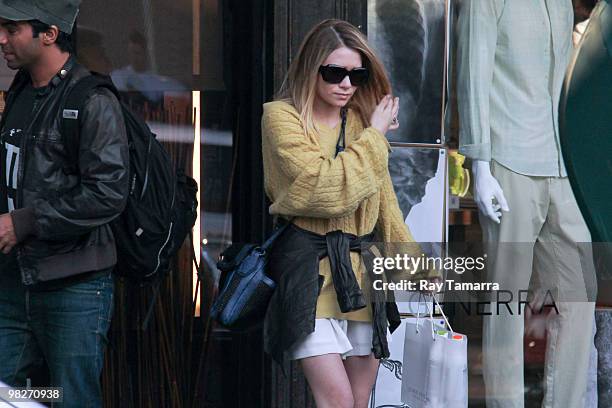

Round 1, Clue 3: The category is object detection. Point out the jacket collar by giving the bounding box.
[38,54,77,95]
[48,54,77,88]
[12,54,77,93]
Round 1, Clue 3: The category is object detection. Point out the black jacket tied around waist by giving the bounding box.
[263,220,401,371]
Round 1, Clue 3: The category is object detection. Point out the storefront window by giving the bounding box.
[77,1,232,405]
[0,0,607,406]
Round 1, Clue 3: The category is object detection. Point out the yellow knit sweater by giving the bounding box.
[261,100,428,321]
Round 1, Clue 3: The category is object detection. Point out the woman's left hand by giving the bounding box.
[389,97,400,131]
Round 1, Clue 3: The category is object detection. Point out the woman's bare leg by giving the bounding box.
[343,354,379,408]
[301,353,355,408]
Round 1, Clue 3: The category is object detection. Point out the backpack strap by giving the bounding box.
[61,74,120,163]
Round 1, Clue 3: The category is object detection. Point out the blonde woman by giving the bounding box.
[262,19,431,408]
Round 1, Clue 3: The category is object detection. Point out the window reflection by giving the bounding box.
[368,0,448,144]
[75,0,232,405]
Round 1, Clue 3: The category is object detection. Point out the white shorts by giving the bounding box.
[289,318,374,360]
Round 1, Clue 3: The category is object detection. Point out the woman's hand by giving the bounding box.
[371,95,400,135]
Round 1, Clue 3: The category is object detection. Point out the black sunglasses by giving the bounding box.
[318,64,370,86]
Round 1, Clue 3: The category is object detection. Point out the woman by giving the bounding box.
[261,19,434,408]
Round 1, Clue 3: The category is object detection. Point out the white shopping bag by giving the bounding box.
[401,295,468,408]
[369,315,447,408]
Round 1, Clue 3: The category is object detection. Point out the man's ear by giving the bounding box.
[40,25,60,46]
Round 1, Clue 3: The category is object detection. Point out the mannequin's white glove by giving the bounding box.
[472,160,510,223]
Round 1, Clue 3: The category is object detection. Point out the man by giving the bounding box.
[110,30,186,105]
[0,1,128,407]
[458,1,596,407]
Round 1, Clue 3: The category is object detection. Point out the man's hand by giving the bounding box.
[0,214,18,254]
[472,160,510,223]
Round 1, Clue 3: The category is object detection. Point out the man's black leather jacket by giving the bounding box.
[0,58,129,285]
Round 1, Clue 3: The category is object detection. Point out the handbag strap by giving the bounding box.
[218,244,257,272]
[334,107,348,158]
[261,221,291,252]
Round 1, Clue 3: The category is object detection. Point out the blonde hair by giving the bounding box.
[276,19,392,134]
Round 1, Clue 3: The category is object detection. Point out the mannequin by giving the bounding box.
[457,1,596,407]
[471,160,508,224]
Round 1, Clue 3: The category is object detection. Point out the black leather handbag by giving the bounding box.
[210,223,290,327]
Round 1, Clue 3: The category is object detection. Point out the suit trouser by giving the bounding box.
[480,161,596,408]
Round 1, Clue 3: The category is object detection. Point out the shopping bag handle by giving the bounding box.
[415,293,455,338]
[431,294,454,333]
[415,293,436,339]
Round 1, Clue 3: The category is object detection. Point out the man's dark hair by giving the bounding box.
[28,20,74,53]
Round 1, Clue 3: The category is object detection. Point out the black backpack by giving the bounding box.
[61,73,198,282]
